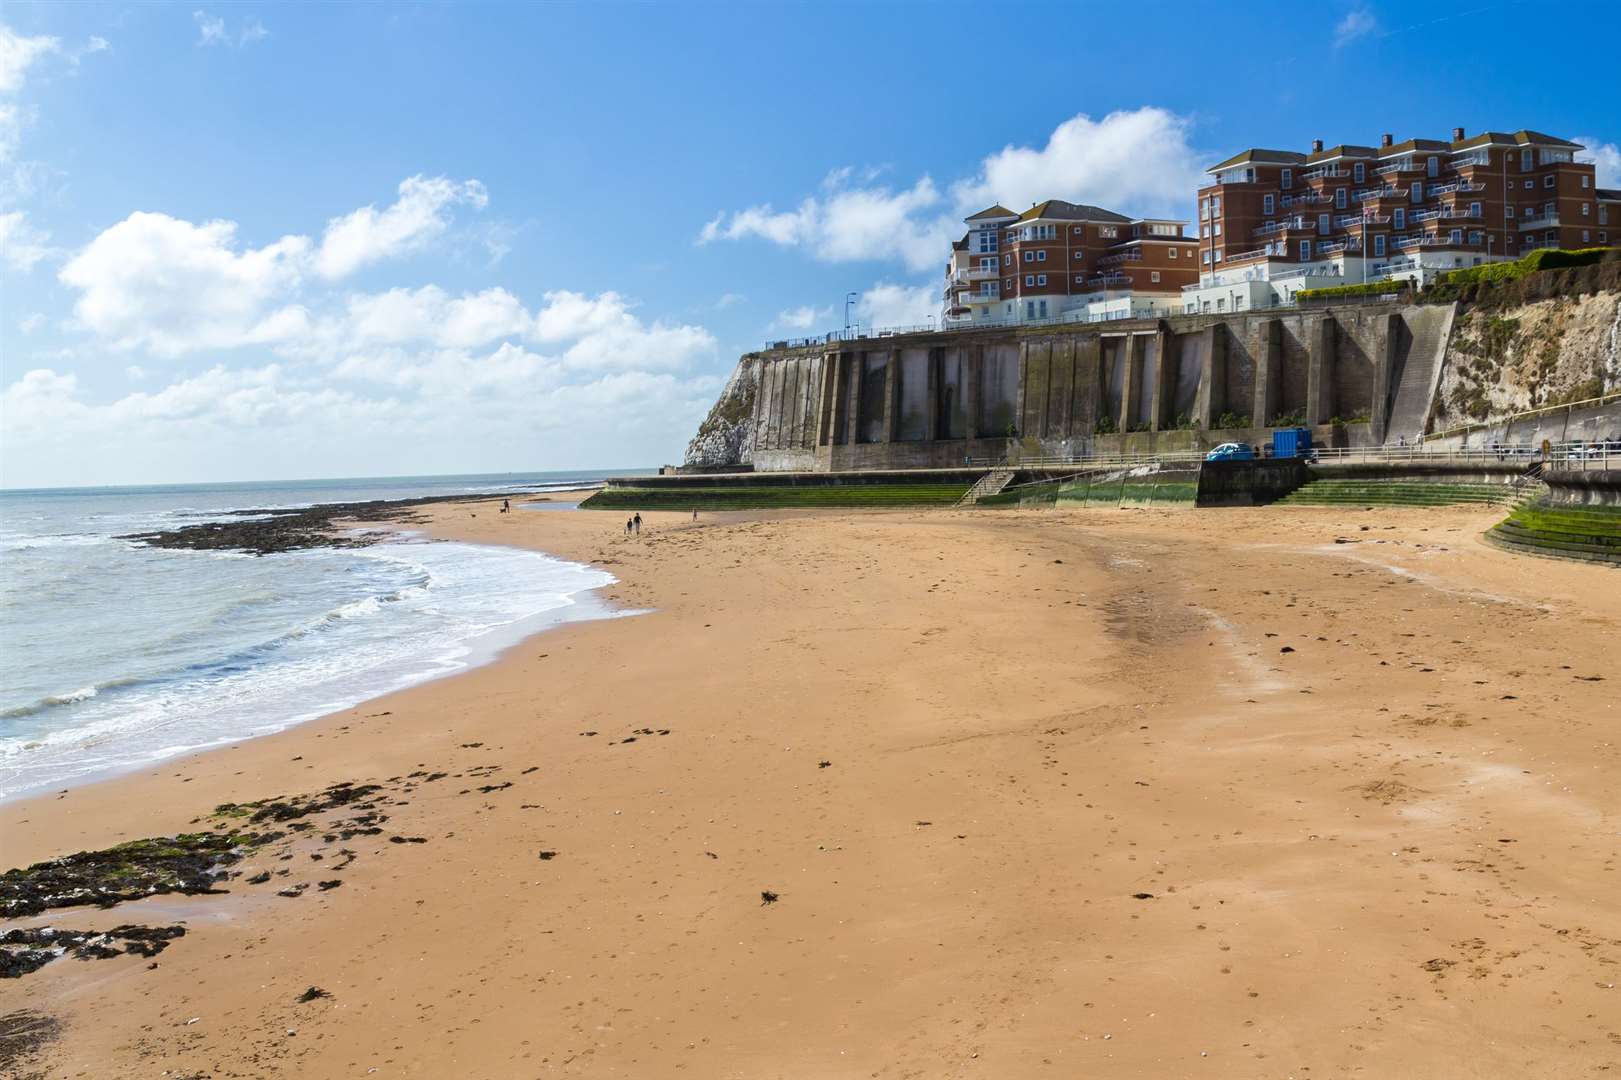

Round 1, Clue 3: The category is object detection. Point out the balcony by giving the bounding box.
[1253,216,1308,237]
[1335,213,1389,228]
[965,289,1000,304]
[1302,165,1347,180]
[965,266,998,281]
[1394,233,1480,249]
[1223,247,1274,263]
[1375,159,1416,175]
[1354,186,1401,202]
[1088,272,1133,287]
[1518,211,1558,228]
[1449,154,1491,170]
[1318,238,1363,255]
[1098,249,1143,267]
[1281,192,1330,207]
[1425,180,1485,197]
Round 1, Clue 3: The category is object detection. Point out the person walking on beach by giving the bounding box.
[625,517,634,535]
[633,512,642,535]
[692,509,698,522]
[501,498,510,514]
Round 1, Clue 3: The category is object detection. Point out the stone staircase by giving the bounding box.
[1484,498,1621,565]
[1385,303,1456,445]
[1275,477,1519,508]
[958,468,1015,506]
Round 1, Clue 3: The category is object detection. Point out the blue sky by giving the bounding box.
[1,0,1616,487]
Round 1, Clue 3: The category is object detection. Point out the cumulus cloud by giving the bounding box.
[1575,137,1621,189]
[314,176,488,279]
[701,107,1204,272]
[700,172,956,273]
[952,108,1204,217]
[1333,7,1377,46]
[0,25,58,94]
[857,282,938,329]
[58,211,313,355]
[0,208,53,270]
[771,304,833,332]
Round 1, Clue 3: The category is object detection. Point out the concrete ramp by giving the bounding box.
[1385,303,1456,444]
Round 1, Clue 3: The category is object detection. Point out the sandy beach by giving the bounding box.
[4,497,1620,1077]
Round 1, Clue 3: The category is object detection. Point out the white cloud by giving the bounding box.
[856,282,938,329]
[715,292,745,309]
[1333,7,1377,46]
[952,107,1204,218]
[0,208,52,270]
[18,311,46,334]
[0,25,58,94]
[1575,137,1621,189]
[59,210,312,356]
[700,173,955,273]
[771,304,832,332]
[314,175,487,279]
[194,11,265,48]
[701,107,1205,273]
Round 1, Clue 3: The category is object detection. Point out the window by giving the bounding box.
[1374,233,1386,256]
[1521,149,1532,171]
[1151,271,1161,283]
[1024,251,1034,263]
[1450,228,1463,244]
[1099,225,1119,238]
[1168,247,1177,259]
[1354,162,1366,183]
[1037,250,1046,262]
[1505,205,1515,217]
[1583,203,1590,216]
[1469,231,1482,244]
[1074,250,1083,259]
[1299,240,1310,260]
[1214,223,1222,236]
[1602,232,1609,242]
[1335,188,1347,209]
[1393,207,1405,229]
[1003,253,1011,265]
[1075,275,1085,283]
[1317,213,1330,234]
[1410,182,1422,202]
[1281,168,1292,189]
[1073,225,1083,233]
[979,257,995,270]
[1214,248,1223,262]
[1427,156,1439,177]
[1544,175,1555,188]
[1024,274,1034,286]
[1263,193,1275,214]
[1524,179,1534,190]
[1037,274,1047,286]
[1468,201,1481,217]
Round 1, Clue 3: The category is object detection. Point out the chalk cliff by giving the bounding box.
[683,354,760,467]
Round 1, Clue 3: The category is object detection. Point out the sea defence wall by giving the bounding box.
[688,302,1449,473]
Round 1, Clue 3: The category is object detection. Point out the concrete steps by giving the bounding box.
[1484,499,1621,565]
[1276,479,1517,508]
[958,468,1016,507]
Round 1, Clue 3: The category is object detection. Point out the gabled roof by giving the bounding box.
[965,204,1016,221]
[1016,199,1130,224]
[1451,129,1583,151]
[1207,148,1307,172]
[1306,143,1379,163]
[951,238,968,251]
[1596,188,1621,202]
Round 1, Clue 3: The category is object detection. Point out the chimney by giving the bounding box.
[1381,133,1393,148]
[1452,126,1465,141]
[1312,138,1324,152]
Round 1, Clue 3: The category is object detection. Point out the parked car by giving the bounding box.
[1205,442,1256,462]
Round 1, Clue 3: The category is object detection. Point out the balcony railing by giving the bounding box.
[1335,213,1389,228]
[1317,238,1363,255]
[1302,165,1347,180]
[1394,233,1481,249]
[1281,191,1330,207]
[1426,180,1485,197]
[1449,154,1491,170]
[1374,160,1416,175]
[1253,216,1308,236]
[1354,186,1401,202]
[1223,247,1273,263]
[1518,212,1558,228]
[966,266,998,280]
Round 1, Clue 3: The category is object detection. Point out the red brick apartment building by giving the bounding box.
[943,200,1198,326]
[1188,129,1619,314]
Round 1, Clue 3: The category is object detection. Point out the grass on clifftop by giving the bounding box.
[580,484,971,510]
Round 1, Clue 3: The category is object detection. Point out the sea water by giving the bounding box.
[0,472,639,802]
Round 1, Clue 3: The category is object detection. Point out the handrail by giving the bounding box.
[967,442,1619,473]
[1428,391,1621,443]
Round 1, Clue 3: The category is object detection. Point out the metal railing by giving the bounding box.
[967,442,1618,473]
[1428,391,1621,444]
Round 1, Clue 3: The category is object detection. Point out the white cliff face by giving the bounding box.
[683,355,760,467]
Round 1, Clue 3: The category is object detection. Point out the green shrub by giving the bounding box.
[1297,280,1413,301]
[1214,411,1251,430]
[1094,414,1117,435]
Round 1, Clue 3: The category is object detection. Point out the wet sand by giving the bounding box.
[4,497,1620,1077]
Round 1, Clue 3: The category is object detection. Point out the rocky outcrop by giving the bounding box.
[1434,290,1621,430]
[683,353,761,468]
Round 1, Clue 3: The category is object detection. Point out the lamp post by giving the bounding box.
[844,292,858,338]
